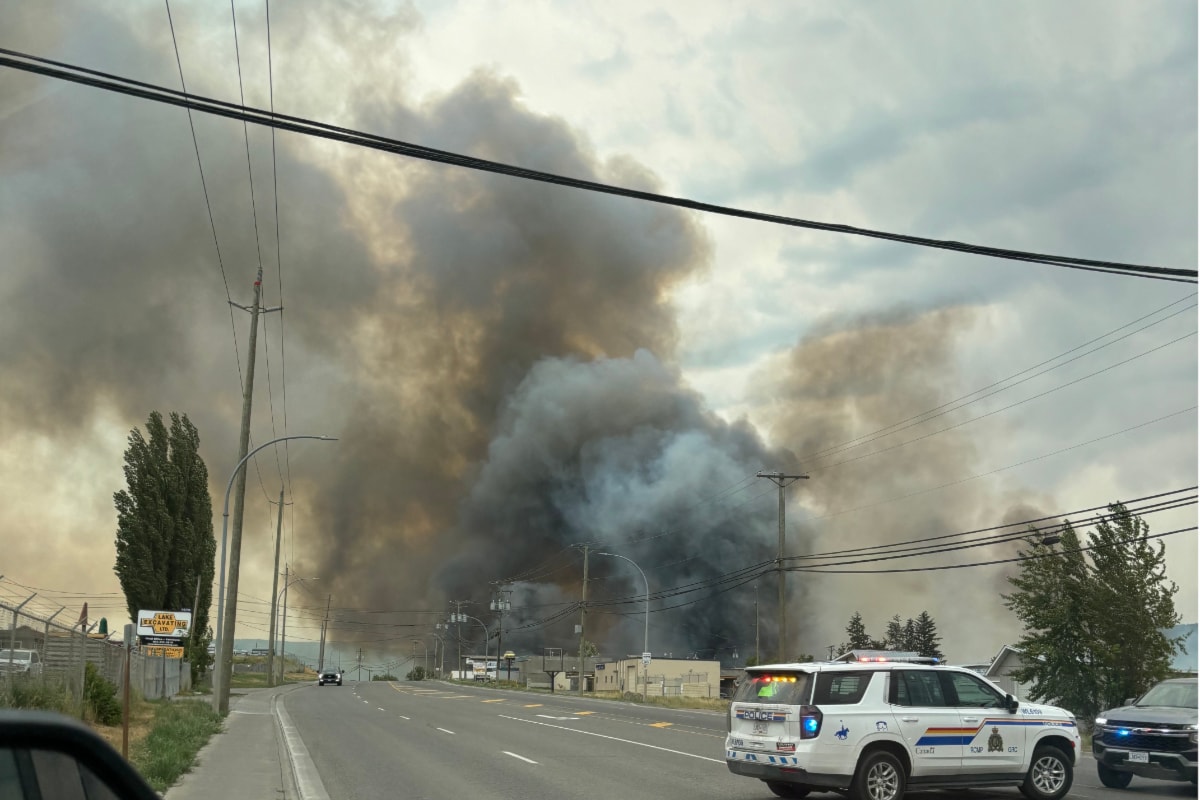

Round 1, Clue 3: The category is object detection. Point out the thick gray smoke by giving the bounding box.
[1,2,1036,664]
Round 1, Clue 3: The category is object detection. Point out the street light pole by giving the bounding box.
[213,434,335,713]
[596,552,649,701]
[277,570,316,686]
[462,616,489,680]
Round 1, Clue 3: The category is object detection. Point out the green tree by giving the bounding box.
[1003,505,1182,721]
[580,639,599,658]
[912,611,944,661]
[113,412,215,683]
[884,615,904,649]
[843,612,873,653]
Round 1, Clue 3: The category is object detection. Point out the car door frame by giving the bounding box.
[886,668,964,777]
[940,670,1025,776]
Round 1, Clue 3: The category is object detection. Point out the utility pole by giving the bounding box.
[450,601,467,679]
[754,581,760,665]
[356,648,362,682]
[317,594,331,672]
[216,267,281,714]
[278,564,289,685]
[577,545,589,697]
[756,471,809,664]
[265,487,285,686]
[491,587,511,683]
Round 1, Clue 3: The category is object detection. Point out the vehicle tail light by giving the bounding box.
[799,705,822,739]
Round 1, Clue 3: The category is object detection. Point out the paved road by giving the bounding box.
[280,680,1196,800]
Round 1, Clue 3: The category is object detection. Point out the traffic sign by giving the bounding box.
[642,651,651,666]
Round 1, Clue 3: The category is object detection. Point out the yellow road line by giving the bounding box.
[574,711,595,716]
[524,704,543,708]
[650,722,673,728]
[482,699,506,703]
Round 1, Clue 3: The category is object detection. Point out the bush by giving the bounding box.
[406,666,426,681]
[84,662,122,725]
[372,673,398,681]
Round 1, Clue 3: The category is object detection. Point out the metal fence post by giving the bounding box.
[8,593,37,674]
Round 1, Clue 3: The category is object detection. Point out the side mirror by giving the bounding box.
[1005,693,1019,713]
[0,710,160,799]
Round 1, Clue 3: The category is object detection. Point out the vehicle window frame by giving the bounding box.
[941,670,1006,708]
[888,668,950,707]
[812,670,873,705]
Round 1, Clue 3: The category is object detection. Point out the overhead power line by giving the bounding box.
[0,47,1194,284]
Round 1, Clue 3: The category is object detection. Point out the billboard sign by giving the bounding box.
[136,610,191,648]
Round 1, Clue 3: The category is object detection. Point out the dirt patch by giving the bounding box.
[90,698,155,757]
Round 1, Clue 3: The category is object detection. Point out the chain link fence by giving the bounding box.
[1,594,190,702]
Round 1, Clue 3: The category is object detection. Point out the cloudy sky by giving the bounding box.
[0,0,1195,666]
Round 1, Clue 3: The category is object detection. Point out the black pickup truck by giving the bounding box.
[1093,677,1197,788]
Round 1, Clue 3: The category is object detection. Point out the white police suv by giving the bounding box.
[725,652,1080,800]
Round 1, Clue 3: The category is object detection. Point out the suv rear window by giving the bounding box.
[813,671,872,705]
[733,671,812,704]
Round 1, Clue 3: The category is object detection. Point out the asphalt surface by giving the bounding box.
[280,680,1197,800]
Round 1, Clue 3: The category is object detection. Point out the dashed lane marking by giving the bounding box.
[574,711,594,716]
[482,699,506,704]
[650,722,673,728]
[503,751,538,764]
[437,728,456,735]
[524,703,543,708]
[497,715,723,764]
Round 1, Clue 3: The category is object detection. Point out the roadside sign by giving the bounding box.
[642,651,651,666]
[136,611,191,639]
[143,646,184,659]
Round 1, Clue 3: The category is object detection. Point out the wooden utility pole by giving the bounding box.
[577,545,589,697]
[317,594,331,672]
[756,471,809,663]
[266,487,285,686]
[216,268,280,714]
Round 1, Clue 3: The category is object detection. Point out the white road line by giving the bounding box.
[437,727,456,735]
[378,707,385,711]
[497,715,724,764]
[503,751,538,764]
[399,715,410,720]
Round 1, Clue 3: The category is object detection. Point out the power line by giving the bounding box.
[0,46,1193,283]
[799,297,1198,468]
[163,1,244,393]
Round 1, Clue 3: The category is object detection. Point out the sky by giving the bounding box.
[0,0,1195,669]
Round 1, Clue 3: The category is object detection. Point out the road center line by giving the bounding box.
[437,727,456,735]
[378,707,385,711]
[399,715,410,720]
[497,715,724,763]
[503,751,538,764]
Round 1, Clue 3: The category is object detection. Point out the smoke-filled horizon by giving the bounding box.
[1,1,1194,667]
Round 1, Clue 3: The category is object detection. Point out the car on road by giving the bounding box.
[317,669,342,686]
[725,653,1080,800]
[0,649,43,677]
[1093,676,1198,788]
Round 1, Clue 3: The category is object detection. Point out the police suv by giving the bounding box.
[725,652,1080,800]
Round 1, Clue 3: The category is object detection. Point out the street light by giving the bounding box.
[596,551,649,701]
[461,615,489,681]
[428,631,445,677]
[276,570,317,685]
[212,434,336,713]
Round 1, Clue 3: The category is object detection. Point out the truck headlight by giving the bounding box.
[1094,717,1107,726]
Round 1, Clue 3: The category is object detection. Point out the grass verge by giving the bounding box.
[0,676,76,715]
[130,700,223,793]
[438,678,730,711]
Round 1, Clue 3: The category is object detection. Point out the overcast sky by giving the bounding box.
[0,0,1195,664]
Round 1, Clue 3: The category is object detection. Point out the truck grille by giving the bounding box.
[1097,728,1193,753]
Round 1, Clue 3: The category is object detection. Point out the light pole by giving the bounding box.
[411,640,429,675]
[277,570,317,685]
[596,551,649,701]
[429,631,445,677]
[462,615,489,680]
[213,434,336,713]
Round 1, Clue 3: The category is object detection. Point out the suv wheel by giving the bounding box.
[1020,745,1072,800]
[852,750,905,800]
[764,782,809,798]
[1096,763,1132,789]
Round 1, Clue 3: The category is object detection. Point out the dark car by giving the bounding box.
[317,670,342,686]
[1093,677,1198,788]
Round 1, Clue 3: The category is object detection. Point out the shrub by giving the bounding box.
[372,673,398,681]
[84,662,122,725]
[405,666,426,681]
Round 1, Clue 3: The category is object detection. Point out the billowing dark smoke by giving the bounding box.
[1,2,1036,665]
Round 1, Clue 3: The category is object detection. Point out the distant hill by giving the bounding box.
[1165,623,1197,673]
